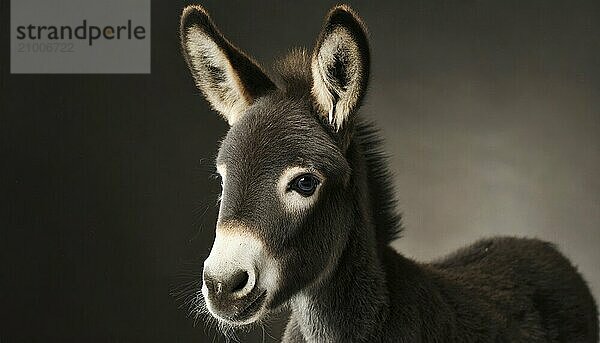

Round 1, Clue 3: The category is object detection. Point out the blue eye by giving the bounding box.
[290,174,320,197]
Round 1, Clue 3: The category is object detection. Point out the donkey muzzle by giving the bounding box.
[202,227,274,324]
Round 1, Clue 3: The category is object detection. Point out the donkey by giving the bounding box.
[179,4,598,342]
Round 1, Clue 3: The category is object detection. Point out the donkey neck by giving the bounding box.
[289,134,391,342]
[290,222,389,342]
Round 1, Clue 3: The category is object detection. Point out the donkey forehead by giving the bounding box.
[216,96,343,175]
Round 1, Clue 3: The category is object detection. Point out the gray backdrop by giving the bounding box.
[2,1,598,342]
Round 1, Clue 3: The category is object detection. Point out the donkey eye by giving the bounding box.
[289,174,320,197]
[212,173,222,185]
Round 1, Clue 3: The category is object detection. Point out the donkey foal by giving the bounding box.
[179,4,599,342]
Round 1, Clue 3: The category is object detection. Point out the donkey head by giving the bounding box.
[180,4,369,326]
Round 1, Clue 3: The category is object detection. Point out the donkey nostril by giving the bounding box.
[230,270,250,293]
[204,269,251,297]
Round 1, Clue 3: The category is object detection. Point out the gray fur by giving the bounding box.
[179,4,599,342]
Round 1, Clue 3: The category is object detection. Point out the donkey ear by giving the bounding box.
[311,5,370,131]
[180,6,276,125]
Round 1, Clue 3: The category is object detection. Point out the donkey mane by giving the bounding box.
[274,50,403,245]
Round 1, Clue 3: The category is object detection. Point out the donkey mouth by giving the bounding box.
[210,289,268,325]
[234,290,267,323]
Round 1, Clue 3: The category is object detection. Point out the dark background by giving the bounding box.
[1,1,599,342]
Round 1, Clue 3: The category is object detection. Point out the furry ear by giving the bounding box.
[180,6,275,125]
[311,5,370,131]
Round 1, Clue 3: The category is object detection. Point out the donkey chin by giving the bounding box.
[201,227,279,326]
